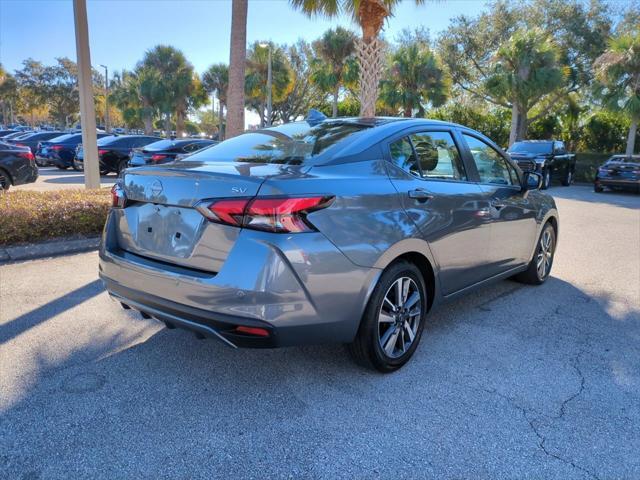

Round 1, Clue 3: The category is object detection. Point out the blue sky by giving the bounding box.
[0,0,487,75]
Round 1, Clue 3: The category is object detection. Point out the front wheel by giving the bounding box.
[514,223,556,285]
[0,169,11,190]
[541,168,551,190]
[561,168,574,186]
[348,261,428,372]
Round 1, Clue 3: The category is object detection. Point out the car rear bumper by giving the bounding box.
[99,211,378,348]
[596,178,640,189]
[12,163,38,185]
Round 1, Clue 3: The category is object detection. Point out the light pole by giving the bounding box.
[100,64,110,133]
[259,42,272,127]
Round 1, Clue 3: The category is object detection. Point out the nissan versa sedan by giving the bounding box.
[99,115,558,372]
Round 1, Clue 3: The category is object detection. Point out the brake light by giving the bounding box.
[18,151,34,161]
[15,143,26,147]
[234,326,270,337]
[50,145,63,151]
[98,149,108,156]
[151,154,167,163]
[110,183,127,208]
[197,196,334,233]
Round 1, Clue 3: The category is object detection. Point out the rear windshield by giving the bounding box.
[97,135,124,146]
[189,121,369,165]
[50,134,76,143]
[509,142,552,154]
[144,139,179,151]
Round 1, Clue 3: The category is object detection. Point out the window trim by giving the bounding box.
[384,127,474,185]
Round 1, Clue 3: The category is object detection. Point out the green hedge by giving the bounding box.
[574,152,610,183]
[0,189,111,246]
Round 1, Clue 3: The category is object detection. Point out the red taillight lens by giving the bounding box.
[198,196,334,233]
[151,154,167,163]
[234,326,270,337]
[18,151,34,161]
[51,145,63,151]
[110,184,126,208]
[98,149,108,156]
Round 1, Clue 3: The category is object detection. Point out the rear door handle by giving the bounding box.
[408,189,433,201]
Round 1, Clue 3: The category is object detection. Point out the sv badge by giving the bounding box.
[231,187,247,194]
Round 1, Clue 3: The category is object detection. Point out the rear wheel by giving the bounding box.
[541,168,551,190]
[514,223,556,285]
[594,181,604,193]
[561,168,573,186]
[117,159,129,176]
[56,165,69,170]
[348,261,427,372]
[0,169,11,190]
[72,158,84,171]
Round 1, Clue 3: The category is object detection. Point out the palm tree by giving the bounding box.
[226,0,248,138]
[311,27,357,117]
[594,33,640,155]
[202,64,229,140]
[379,38,448,117]
[484,28,565,144]
[290,0,426,117]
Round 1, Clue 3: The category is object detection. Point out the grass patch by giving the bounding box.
[0,189,111,246]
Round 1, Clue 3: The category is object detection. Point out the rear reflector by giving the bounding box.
[234,326,270,337]
[198,195,334,233]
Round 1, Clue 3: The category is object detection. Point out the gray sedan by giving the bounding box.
[99,115,557,372]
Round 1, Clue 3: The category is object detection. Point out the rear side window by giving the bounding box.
[390,131,466,181]
[191,122,369,165]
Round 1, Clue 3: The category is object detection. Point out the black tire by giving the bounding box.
[99,166,110,176]
[0,168,11,190]
[117,159,129,176]
[56,165,69,170]
[561,168,574,186]
[72,158,84,171]
[594,181,604,193]
[514,222,556,285]
[541,168,551,190]
[348,261,428,373]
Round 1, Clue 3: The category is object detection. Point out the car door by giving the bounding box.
[552,141,569,179]
[385,129,492,295]
[460,133,538,273]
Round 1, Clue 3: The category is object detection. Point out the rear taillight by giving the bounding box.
[98,149,108,156]
[15,143,26,147]
[151,154,167,163]
[197,196,334,233]
[110,184,127,208]
[18,151,34,162]
[51,145,63,151]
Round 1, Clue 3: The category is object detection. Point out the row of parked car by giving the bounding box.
[0,127,218,189]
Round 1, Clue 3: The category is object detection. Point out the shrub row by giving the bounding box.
[0,189,111,246]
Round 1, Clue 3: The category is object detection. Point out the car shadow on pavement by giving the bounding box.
[2,276,639,478]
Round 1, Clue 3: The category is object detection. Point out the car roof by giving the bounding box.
[513,140,553,143]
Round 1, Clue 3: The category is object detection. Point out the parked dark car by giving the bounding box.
[128,138,217,167]
[0,141,38,190]
[508,140,576,189]
[0,130,19,138]
[100,115,558,372]
[36,132,111,169]
[7,131,65,157]
[1,131,34,141]
[594,155,640,193]
[74,135,161,175]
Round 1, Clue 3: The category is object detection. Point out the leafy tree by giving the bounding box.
[44,57,79,127]
[594,33,640,155]
[0,65,19,125]
[290,0,429,117]
[245,42,292,127]
[202,63,229,139]
[439,0,610,143]
[581,110,631,153]
[14,59,48,126]
[379,30,448,117]
[226,0,248,138]
[431,102,511,147]
[275,40,325,123]
[311,27,357,117]
[110,68,159,133]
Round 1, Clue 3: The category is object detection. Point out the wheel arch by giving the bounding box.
[0,166,14,187]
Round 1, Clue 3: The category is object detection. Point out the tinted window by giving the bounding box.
[409,131,466,180]
[390,137,420,177]
[509,142,552,154]
[144,139,178,151]
[50,134,78,143]
[191,122,369,165]
[97,136,122,146]
[464,134,515,186]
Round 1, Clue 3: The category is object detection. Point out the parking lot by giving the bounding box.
[1,185,639,479]
[12,167,115,192]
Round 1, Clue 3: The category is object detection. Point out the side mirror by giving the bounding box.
[522,171,542,191]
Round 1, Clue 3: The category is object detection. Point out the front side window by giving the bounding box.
[409,131,466,180]
[463,134,515,186]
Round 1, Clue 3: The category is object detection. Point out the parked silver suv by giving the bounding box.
[99,116,558,371]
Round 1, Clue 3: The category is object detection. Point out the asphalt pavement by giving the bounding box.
[12,167,115,191]
[1,185,639,479]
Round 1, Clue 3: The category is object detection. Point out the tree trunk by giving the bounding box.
[517,114,527,142]
[176,108,185,138]
[626,113,638,156]
[403,104,412,117]
[218,101,224,141]
[509,103,528,145]
[226,0,248,138]
[164,114,171,138]
[332,86,339,118]
[509,103,519,146]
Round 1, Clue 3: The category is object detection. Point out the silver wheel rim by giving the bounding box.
[378,276,421,359]
[545,171,550,187]
[0,173,7,189]
[536,230,554,279]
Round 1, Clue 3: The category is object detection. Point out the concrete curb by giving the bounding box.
[0,236,100,264]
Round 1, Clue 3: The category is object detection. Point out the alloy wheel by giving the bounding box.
[378,277,422,358]
[0,172,8,190]
[536,229,554,279]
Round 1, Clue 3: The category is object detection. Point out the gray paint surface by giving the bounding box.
[1,186,639,479]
